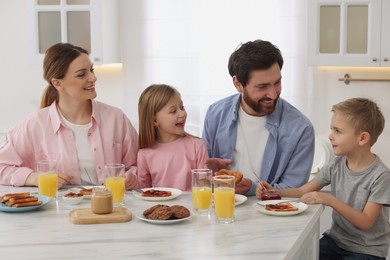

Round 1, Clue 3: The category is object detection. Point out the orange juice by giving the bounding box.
[38,172,58,197]
[192,187,212,209]
[214,187,235,218]
[105,177,125,204]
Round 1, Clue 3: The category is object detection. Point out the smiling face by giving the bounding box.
[328,111,363,156]
[53,53,97,102]
[154,92,187,143]
[234,63,282,116]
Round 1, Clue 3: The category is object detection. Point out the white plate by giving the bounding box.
[254,199,308,216]
[136,214,192,225]
[132,187,182,201]
[235,194,247,206]
[0,194,51,213]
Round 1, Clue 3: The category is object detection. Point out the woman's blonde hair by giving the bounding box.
[40,43,88,108]
[332,98,385,146]
[138,84,181,149]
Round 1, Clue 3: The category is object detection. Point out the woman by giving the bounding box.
[0,43,139,189]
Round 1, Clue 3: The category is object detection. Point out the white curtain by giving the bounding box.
[120,0,312,136]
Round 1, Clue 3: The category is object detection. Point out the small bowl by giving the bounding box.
[63,189,84,205]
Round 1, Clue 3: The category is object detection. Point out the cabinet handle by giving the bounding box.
[94,57,101,62]
[384,57,389,62]
[338,73,390,85]
[372,57,378,62]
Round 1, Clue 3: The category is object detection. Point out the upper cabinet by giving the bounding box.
[308,0,390,66]
[31,0,119,65]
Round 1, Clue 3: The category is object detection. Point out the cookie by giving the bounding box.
[170,205,190,219]
[143,204,169,217]
[146,206,173,220]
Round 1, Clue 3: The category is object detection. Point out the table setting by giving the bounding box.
[0,167,324,260]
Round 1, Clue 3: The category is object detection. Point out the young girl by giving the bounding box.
[137,84,208,191]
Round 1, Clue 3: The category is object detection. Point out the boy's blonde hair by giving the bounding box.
[332,98,385,146]
[138,84,180,149]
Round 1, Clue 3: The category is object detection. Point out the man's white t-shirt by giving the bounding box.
[230,106,268,182]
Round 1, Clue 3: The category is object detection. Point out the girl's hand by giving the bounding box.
[124,171,139,190]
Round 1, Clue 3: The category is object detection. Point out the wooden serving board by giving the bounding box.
[69,207,132,224]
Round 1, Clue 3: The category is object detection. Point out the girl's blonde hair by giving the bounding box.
[138,84,181,149]
[332,98,385,146]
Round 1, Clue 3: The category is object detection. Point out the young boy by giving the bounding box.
[256,98,390,259]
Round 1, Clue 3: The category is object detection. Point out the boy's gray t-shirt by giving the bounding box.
[315,155,390,258]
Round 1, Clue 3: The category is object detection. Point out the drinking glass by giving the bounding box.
[37,159,58,198]
[104,163,125,207]
[213,175,235,224]
[191,169,212,216]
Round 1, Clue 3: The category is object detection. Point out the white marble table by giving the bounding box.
[0,186,323,260]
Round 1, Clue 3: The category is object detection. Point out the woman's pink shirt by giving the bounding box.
[0,100,138,186]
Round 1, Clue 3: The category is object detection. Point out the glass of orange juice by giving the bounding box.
[191,169,212,216]
[213,175,235,224]
[37,160,58,198]
[104,163,125,207]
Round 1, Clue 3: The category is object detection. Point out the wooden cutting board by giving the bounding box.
[69,207,132,224]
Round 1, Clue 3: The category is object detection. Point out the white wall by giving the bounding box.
[312,67,390,165]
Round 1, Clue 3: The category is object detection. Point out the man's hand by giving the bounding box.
[235,178,251,195]
[205,158,233,173]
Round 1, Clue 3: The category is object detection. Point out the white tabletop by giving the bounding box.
[0,186,323,260]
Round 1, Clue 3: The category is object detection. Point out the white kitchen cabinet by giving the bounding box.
[308,0,390,66]
[30,0,119,65]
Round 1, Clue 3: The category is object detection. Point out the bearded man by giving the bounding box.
[203,39,315,195]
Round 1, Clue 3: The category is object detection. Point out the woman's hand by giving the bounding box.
[25,171,72,189]
[57,173,73,189]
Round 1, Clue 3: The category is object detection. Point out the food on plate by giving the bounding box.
[261,189,282,201]
[170,205,191,219]
[143,204,168,217]
[6,196,39,207]
[146,206,172,220]
[1,192,30,203]
[215,169,243,184]
[141,189,172,197]
[265,202,299,212]
[12,200,43,208]
[64,192,83,198]
[79,188,93,196]
[0,192,43,208]
[143,204,190,220]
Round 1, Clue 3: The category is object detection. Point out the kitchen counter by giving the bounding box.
[0,186,323,260]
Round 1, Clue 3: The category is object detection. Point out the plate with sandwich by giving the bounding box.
[254,199,308,216]
[132,187,182,201]
[0,192,51,213]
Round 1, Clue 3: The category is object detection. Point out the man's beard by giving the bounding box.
[242,89,278,116]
